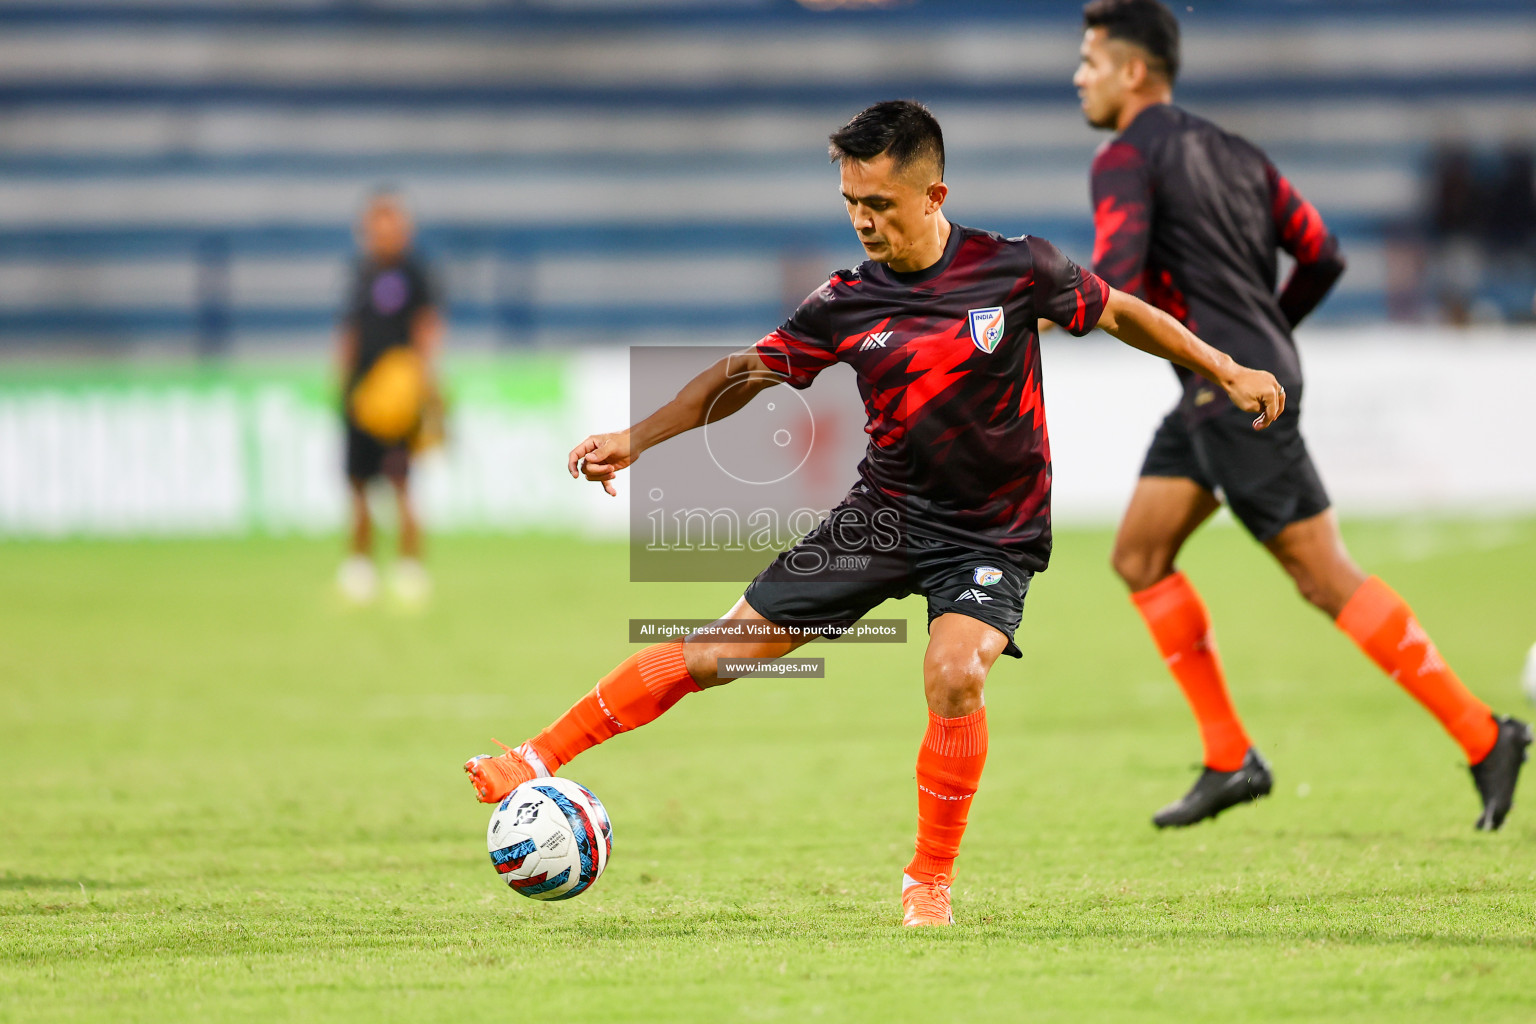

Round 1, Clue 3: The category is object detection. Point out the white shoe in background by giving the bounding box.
[336,555,378,605]
[391,558,432,607]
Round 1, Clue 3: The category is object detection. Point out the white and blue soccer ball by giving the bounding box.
[487,777,612,900]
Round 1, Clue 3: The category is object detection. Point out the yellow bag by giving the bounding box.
[350,347,426,442]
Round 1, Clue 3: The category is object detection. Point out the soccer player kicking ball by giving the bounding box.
[1072,0,1531,829]
[465,101,1285,926]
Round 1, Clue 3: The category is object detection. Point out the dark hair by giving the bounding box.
[1083,0,1181,83]
[828,100,945,181]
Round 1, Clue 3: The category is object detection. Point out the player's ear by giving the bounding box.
[926,181,948,212]
[1123,52,1150,91]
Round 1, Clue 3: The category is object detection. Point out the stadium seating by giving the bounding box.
[0,0,1532,354]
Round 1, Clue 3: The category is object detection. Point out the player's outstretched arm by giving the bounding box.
[568,348,783,496]
[1096,288,1286,430]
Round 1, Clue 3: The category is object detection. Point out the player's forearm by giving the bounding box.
[411,308,444,363]
[630,352,773,454]
[1099,291,1241,390]
[1277,251,1345,329]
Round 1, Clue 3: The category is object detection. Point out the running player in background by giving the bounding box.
[464,101,1285,926]
[335,190,442,606]
[1073,0,1530,830]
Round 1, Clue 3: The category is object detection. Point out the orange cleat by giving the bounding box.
[901,875,954,927]
[464,739,538,804]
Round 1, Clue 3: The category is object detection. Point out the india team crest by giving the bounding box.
[967,306,1006,353]
[973,566,1004,587]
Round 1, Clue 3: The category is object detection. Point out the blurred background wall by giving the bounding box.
[1,0,1534,536]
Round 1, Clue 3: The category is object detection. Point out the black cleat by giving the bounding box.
[1153,748,1273,828]
[1470,715,1532,831]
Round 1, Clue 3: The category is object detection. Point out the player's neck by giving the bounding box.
[888,216,952,275]
[1115,91,1172,133]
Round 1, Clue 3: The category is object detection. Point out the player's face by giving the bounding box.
[839,154,946,271]
[361,200,412,263]
[1074,27,1130,129]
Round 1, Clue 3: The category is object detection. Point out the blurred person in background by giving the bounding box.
[1073,0,1530,831]
[335,189,443,606]
[1481,143,1536,322]
[1427,142,1486,325]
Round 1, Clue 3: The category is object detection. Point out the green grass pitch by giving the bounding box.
[2,519,1535,1022]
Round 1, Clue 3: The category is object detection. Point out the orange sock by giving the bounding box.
[527,641,700,772]
[1132,572,1251,772]
[1335,576,1497,763]
[906,707,987,884]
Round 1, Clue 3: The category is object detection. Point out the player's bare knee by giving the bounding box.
[1111,543,1169,592]
[922,649,986,715]
[1286,565,1340,617]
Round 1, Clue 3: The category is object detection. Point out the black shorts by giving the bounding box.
[742,489,1032,658]
[345,420,410,483]
[1140,405,1330,542]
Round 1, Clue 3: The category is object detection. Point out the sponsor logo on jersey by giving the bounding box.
[859,330,893,351]
[967,306,1006,353]
[955,588,993,604]
[973,566,1004,587]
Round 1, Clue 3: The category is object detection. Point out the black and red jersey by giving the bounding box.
[755,224,1108,571]
[1090,103,1345,421]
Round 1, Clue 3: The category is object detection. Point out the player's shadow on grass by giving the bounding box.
[0,875,124,891]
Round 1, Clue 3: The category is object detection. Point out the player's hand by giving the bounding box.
[1222,367,1286,430]
[568,431,635,497]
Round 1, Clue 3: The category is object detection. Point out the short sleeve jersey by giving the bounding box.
[755,224,1108,571]
[343,255,437,388]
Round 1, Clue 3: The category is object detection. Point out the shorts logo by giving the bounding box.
[967,307,1005,354]
[955,588,993,604]
[859,330,893,351]
[973,566,1003,587]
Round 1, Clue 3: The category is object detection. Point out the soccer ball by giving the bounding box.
[1522,642,1536,706]
[486,777,612,900]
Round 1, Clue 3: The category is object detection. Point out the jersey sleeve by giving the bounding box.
[1266,163,1346,328]
[1026,236,1110,337]
[1089,139,1153,296]
[754,275,842,390]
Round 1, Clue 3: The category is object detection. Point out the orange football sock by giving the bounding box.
[527,641,700,773]
[1132,572,1251,772]
[1335,576,1497,763]
[906,707,988,884]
